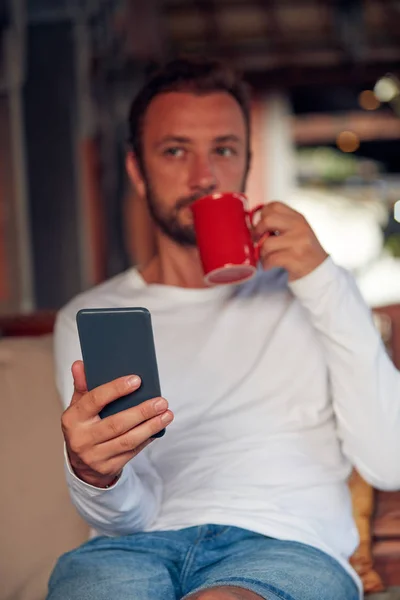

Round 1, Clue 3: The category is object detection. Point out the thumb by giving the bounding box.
[70,360,87,406]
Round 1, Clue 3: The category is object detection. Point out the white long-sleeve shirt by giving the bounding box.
[54,257,400,594]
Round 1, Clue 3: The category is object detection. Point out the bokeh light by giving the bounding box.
[394,200,400,224]
[358,90,380,111]
[374,76,399,102]
[336,131,360,153]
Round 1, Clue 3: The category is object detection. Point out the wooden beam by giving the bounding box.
[246,60,400,90]
[292,110,400,144]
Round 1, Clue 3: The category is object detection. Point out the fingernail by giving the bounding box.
[127,375,141,387]
[161,411,173,424]
[154,398,168,413]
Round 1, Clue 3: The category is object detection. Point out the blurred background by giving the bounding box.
[1,0,400,315]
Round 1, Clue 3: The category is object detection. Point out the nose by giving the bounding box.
[188,153,218,193]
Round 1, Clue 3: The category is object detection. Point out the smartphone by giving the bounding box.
[76,307,165,437]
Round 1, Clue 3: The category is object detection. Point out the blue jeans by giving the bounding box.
[47,524,359,600]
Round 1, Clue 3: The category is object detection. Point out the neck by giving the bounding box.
[140,231,207,288]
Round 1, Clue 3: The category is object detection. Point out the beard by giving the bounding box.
[146,185,209,247]
[144,175,248,248]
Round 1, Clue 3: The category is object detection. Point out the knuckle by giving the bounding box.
[258,210,269,222]
[82,449,106,473]
[148,420,160,435]
[154,413,170,431]
[88,388,101,409]
[78,449,91,466]
[68,435,85,455]
[106,417,123,438]
[119,435,134,452]
[114,378,129,397]
[89,425,100,446]
[65,425,91,456]
[61,410,72,432]
[139,401,153,421]
[269,201,282,211]
[298,214,309,229]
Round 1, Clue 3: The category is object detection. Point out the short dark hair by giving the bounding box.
[127,57,252,173]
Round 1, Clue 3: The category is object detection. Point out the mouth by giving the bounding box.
[175,199,196,219]
[177,199,197,213]
[176,191,211,213]
[180,206,195,224]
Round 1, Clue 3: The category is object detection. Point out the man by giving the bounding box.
[48,58,400,600]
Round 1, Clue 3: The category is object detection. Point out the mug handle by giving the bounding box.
[246,204,270,262]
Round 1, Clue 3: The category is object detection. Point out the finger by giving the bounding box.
[253,212,297,238]
[73,375,142,420]
[254,201,305,234]
[70,361,87,406]
[113,437,154,460]
[91,396,170,444]
[260,249,292,271]
[99,410,174,459]
[101,438,155,476]
[258,232,296,258]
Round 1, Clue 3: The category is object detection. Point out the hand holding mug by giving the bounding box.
[254,201,328,282]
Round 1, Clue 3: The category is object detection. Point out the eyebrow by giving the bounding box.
[156,136,191,146]
[156,134,243,147]
[213,135,243,145]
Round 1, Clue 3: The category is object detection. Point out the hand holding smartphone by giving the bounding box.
[60,307,173,488]
[76,307,165,434]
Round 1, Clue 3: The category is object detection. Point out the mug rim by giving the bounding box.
[204,263,257,286]
[191,191,248,208]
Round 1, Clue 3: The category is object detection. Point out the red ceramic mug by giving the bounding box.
[190,192,267,285]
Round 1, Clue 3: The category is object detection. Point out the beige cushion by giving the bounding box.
[0,335,89,600]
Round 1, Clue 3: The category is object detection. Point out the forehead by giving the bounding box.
[142,91,247,142]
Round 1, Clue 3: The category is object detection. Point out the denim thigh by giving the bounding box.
[47,525,360,600]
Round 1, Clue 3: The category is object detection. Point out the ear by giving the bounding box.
[126,151,146,197]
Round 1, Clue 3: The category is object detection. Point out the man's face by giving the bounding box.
[129,91,249,246]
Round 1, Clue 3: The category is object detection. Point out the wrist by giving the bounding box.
[66,447,122,488]
[72,467,122,489]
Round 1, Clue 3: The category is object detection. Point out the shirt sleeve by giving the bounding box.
[289,257,400,491]
[54,307,163,535]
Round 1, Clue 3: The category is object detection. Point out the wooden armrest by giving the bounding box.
[0,311,56,337]
[372,490,400,587]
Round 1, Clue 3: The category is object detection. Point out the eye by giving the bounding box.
[163,147,185,158]
[214,146,237,157]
